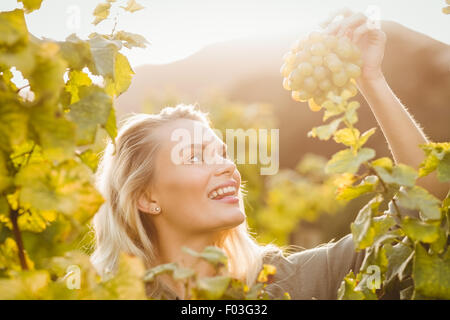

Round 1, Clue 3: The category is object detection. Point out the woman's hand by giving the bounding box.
[321,8,387,85]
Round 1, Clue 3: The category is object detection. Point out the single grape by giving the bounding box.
[335,38,353,59]
[319,78,332,91]
[313,94,327,106]
[280,62,294,77]
[282,78,292,90]
[346,63,361,78]
[289,68,304,82]
[309,31,324,43]
[297,62,314,76]
[313,66,328,81]
[310,42,327,56]
[325,53,343,72]
[292,90,311,102]
[303,76,318,92]
[332,69,348,87]
[295,51,311,64]
[324,35,338,49]
[327,58,343,73]
[290,78,304,91]
[310,55,323,66]
[283,51,296,64]
[308,98,322,111]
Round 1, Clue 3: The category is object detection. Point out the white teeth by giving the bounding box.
[209,186,237,199]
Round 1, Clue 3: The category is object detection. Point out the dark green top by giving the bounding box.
[147,233,365,300]
[263,233,365,300]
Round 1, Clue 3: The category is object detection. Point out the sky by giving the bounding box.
[1,0,449,67]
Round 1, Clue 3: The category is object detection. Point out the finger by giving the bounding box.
[353,24,368,44]
[352,24,386,43]
[320,7,353,29]
[336,13,367,37]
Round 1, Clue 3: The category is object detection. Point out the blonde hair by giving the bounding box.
[90,104,281,298]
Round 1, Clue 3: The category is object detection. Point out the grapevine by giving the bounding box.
[281,24,450,299]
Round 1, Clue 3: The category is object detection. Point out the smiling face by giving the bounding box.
[141,118,245,238]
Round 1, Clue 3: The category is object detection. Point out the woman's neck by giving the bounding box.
[154,233,222,299]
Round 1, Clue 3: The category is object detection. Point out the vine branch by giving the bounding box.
[10,207,28,270]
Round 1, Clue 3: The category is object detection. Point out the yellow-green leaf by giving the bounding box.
[413,244,450,299]
[326,147,375,174]
[0,270,49,299]
[358,127,376,147]
[65,70,92,104]
[195,275,231,300]
[114,31,149,49]
[0,94,29,153]
[373,164,418,187]
[67,86,113,146]
[0,9,28,47]
[18,0,43,13]
[401,217,441,243]
[371,157,393,170]
[92,2,111,26]
[105,52,134,97]
[29,104,76,161]
[397,186,441,221]
[333,127,360,147]
[58,34,92,70]
[88,35,121,78]
[14,160,104,222]
[78,149,99,172]
[308,117,342,141]
[121,0,145,13]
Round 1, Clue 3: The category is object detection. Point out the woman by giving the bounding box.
[90,10,437,300]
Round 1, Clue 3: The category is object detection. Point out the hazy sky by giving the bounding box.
[1,0,449,67]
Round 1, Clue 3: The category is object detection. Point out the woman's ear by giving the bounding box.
[137,192,161,215]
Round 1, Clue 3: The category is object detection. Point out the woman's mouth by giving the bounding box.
[208,185,239,204]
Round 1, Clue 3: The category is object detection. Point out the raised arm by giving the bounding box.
[323,9,449,199]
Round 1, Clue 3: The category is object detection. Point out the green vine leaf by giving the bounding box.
[18,0,43,14]
[14,160,104,223]
[92,2,112,26]
[194,275,231,300]
[67,86,113,146]
[397,186,441,221]
[413,244,450,299]
[373,163,418,187]
[325,147,375,174]
[384,243,414,283]
[351,195,382,250]
[419,142,450,182]
[113,31,149,49]
[88,35,121,79]
[308,117,342,141]
[121,0,145,13]
[400,217,441,243]
[0,9,28,47]
[105,52,134,97]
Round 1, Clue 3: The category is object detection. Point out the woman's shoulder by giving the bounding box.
[263,233,365,299]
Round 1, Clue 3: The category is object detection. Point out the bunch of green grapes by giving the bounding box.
[280,31,362,111]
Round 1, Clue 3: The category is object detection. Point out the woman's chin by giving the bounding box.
[215,208,246,229]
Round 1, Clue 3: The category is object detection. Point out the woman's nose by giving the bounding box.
[214,157,236,176]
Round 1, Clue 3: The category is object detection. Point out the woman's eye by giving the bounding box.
[189,151,202,163]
